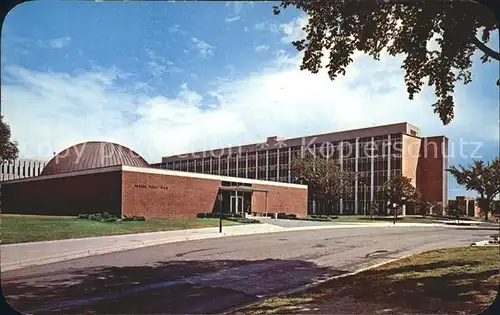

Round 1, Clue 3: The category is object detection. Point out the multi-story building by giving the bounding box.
[0,158,47,182]
[151,122,449,215]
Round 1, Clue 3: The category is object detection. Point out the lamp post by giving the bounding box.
[360,182,368,216]
[218,193,223,233]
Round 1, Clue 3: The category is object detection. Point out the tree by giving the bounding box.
[383,175,417,223]
[368,201,379,220]
[273,0,499,125]
[446,202,465,224]
[447,158,500,221]
[414,192,433,217]
[0,115,19,163]
[290,153,355,207]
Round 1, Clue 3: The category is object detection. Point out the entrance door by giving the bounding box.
[230,196,244,215]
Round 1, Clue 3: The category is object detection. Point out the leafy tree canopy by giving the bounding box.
[384,174,417,208]
[273,0,499,125]
[447,158,500,220]
[0,115,19,163]
[290,153,355,201]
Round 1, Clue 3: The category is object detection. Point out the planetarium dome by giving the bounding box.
[41,141,149,176]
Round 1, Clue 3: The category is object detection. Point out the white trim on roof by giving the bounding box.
[1,166,123,184]
[122,166,307,189]
[2,165,308,190]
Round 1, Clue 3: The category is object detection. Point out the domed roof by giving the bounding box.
[41,141,149,176]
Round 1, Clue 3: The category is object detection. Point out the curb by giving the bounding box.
[220,252,417,315]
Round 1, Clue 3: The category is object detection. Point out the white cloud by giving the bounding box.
[168,24,187,35]
[226,1,244,15]
[146,49,183,76]
[243,26,249,32]
[280,16,308,43]
[254,45,270,52]
[254,21,280,33]
[2,34,497,165]
[178,83,203,106]
[225,16,241,23]
[48,36,71,49]
[191,38,215,59]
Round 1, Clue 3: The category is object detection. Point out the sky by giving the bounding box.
[1,0,499,198]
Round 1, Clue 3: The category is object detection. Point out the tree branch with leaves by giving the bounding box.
[0,115,19,163]
[384,174,418,223]
[290,153,355,205]
[273,0,499,125]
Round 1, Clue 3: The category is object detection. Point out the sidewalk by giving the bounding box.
[0,221,456,272]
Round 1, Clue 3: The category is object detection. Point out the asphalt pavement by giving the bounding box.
[1,225,496,314]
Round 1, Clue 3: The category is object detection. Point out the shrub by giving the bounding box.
[101,217,117,223]
[122,215,134,221]
[122,215,146,222]
[205,213,213,218]
[226,217,260,224]
[197,213,206,218]
[77,214,89,219]
[277,212,287,219]
[285,214,297,219]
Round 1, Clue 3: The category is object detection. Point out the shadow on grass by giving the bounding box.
[304,257,498,314]
[237,248,499,315]
[1,258,346,315]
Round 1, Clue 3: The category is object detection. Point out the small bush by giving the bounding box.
[122,215,134,221]
[277,212,287,219]
[101,217,117,223]
[197,213,206,218]
[77,214,89,219]
[285,214,297,219]
[205,213,213,218]
[122,215,146,222]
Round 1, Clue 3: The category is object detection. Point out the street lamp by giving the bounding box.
[360,182,368,216]
[218,193,223,233]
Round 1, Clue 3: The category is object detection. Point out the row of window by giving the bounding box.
[164,155,403,172]
[0,161,46,179]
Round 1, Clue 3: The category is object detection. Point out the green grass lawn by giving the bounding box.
[236,246,499,315]
[0,214,240,244]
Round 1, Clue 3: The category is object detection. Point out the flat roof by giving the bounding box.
[161,122,422,162]
[2,165,307,190]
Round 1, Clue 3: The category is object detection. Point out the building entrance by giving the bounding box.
[230,194,244,214]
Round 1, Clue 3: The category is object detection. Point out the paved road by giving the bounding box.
[255,217,364,227]
[1,225,495,314]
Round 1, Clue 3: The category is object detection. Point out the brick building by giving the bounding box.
[152,122,449,215]
[448,196,481,218]
[1,142,307,218]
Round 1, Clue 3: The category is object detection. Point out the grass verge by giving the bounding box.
[234,246,499,315]
[0,214,240,244]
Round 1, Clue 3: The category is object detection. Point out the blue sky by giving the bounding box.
[1,0,499,198]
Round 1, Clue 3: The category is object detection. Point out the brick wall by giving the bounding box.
[121,171,221,218]
[1,171,122,216]
[416,137,447,204]
[251,184,308,217]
